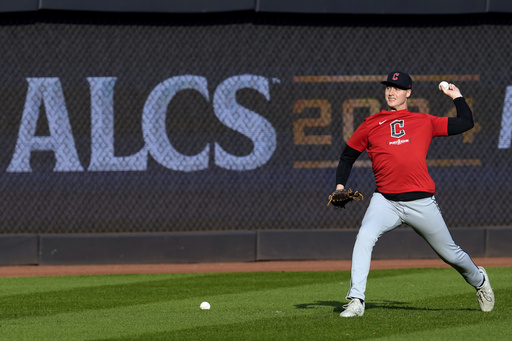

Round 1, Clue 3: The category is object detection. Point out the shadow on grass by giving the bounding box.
[295,300,474,313]
[295,300,345,312]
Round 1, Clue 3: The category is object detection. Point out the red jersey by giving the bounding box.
[347,109,448,194]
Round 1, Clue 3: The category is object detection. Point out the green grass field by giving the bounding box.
[0,267,510,340]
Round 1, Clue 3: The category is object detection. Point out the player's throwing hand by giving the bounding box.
[439,82,463,100]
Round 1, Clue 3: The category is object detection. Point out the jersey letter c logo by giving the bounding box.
[390,120,405,138]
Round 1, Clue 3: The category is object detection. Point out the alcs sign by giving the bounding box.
[7,75,277,172]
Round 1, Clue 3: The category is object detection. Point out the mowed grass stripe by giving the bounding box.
[376,318,512,341]
[101,288,511,341]
[0,272,342,319]
[0,273,202,296]
[165,288,511,340]
[0,279,343,340]
[0,268,509,340]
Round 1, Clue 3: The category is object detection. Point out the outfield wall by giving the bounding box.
[1,7,512,264]
[2,0,512,14]
[1,227,511,265]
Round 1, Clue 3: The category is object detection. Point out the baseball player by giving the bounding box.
[336,71,495,317]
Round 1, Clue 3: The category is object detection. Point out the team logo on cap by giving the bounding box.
[392,73,400,80]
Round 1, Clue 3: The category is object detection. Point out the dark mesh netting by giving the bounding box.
[0,12,510,233]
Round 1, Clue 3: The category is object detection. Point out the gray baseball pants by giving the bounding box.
[346,192,484,301]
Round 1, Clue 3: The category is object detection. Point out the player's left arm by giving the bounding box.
[335,123,367,190]
[336,145,362,190]
[441,83,474,135]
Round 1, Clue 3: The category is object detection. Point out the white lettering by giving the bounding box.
[498,85,512,149]
[7,78,83,172]
[88,77,147,171]
[213,75,277,170]
[142,75,210,171]
[388,138,410,146]
[8,75,279,173]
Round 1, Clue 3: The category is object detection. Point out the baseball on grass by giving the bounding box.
[200,301,211,310]
[438,81,449,91]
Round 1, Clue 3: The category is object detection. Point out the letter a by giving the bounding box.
[7,78,84,172]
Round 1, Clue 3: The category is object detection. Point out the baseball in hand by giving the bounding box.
[438,81,449,91]
[200,301,211,310]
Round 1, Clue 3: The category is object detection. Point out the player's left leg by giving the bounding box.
[403,196,494,311]
[403,196,482,287]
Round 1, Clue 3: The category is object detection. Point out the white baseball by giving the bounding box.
[200,301,211,310]
[438,81,449,91]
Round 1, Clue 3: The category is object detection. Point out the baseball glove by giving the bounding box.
[327,189,364,209]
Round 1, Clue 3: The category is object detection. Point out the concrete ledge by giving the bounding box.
[257,230,357,261]
[39,232,256,265]
[4,0,512,14]
[0,227,510,265]
[0,235,39,265]
[487,227,512,257]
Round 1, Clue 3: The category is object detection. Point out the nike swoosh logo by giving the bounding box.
[379,120,387,125]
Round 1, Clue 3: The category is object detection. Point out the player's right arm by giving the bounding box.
[440,84,474,135]
[447,97,474,135]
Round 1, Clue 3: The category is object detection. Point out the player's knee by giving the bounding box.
[355,230,379,248]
